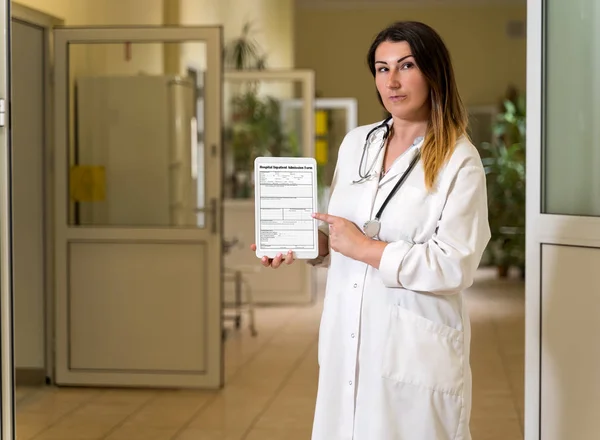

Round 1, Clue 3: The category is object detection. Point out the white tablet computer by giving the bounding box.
[254,156,319,259]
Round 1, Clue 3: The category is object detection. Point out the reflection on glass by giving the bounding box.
[223,80,303,199]
[544,0,600,215]
[68,42,207,227]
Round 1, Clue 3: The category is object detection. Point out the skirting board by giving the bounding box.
[15,368,46,386]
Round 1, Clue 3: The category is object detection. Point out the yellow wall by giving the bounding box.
[14,0,164,25]
[294,5,527,126]
[177,0,295,74]
[16,0,166,76]
[218,0,294,69]
[14,0,294,73]
[14,0,70,20]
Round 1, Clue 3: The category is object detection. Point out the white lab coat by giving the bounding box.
[311,121,491,440]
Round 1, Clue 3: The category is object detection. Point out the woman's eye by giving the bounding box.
[377,67,389,73]
[401,62,414,70]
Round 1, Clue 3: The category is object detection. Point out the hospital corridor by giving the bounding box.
[14,269,525,440]
[2,0,600,439]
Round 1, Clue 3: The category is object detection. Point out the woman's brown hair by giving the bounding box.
[367,21,469,190]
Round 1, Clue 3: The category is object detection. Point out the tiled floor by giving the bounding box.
[15,268,524,440]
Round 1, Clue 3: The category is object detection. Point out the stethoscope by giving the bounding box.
[353,116,393,184]
[353,116,422,239]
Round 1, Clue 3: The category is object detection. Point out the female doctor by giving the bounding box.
[252,21,490,440]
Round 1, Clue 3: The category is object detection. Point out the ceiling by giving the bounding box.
[296,0,526,8]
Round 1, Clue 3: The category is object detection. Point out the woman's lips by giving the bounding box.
[389,95,407,102]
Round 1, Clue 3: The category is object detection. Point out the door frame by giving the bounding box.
[279,97,358,139]
[11,2,63,386]
[222,69,317,305]
[0,0,12,438]
[224,69,316,158]
[525,1,542,435]
[52,26,224,388]
[279,96,357,213]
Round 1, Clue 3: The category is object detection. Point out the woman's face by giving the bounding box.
[374,40,430,121]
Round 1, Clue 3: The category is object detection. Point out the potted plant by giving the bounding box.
[481,88,526,277]
[227,91,300,197]
[223,22,300,198]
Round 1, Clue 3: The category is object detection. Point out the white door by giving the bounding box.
[0,1,13,438]
[526,0,600,438]
[53,27,223,388]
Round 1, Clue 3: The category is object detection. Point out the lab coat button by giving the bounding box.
[353,283,358,288]
[349,381,353,386]
[351,333,355,338]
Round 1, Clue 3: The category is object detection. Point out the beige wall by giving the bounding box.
[16,0,167,76]
[15,0,295,78]
[294,5,527,126]
[15,0,164,25]
[178,0,294,72]
[219,0,294,69]
[14,0,70,20]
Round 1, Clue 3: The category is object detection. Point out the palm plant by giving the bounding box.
[481,90,526,277]
[224,21,266,70]
[223,21,300,198]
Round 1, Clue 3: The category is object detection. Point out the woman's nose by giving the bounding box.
[386,72,400,89]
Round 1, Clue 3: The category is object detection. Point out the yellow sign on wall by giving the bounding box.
[315,110,328,136]
[315,110,329,165]
[315,139,328,165]
[70,165,106,202]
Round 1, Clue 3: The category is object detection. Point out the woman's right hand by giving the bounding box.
[250,244,295,269]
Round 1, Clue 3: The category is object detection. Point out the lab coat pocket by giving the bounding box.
[381,305,464,396]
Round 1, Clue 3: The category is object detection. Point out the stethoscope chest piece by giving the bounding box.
[361,148,421,241]
[363,220,381,239]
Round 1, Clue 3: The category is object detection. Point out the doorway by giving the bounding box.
[10,4,226,395]
[11,4,60,389]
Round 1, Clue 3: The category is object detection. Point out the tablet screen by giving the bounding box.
[254,158,319,259]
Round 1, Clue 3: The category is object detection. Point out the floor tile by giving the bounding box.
[15,268,524,440]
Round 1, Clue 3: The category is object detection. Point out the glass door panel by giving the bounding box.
[53,27,223,390]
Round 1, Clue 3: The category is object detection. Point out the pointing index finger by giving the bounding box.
[312,212,335,224]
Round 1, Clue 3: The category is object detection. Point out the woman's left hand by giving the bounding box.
[312,212,367,260]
